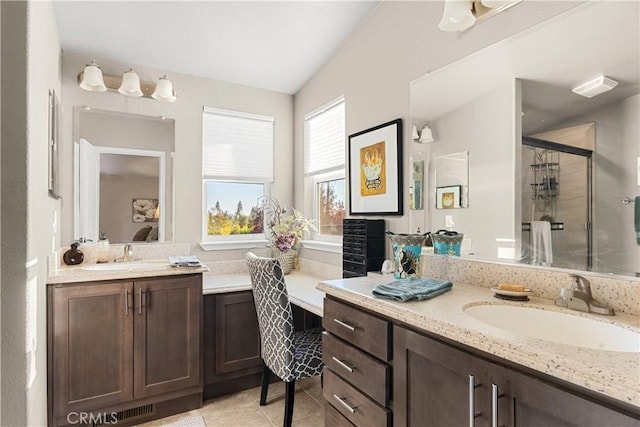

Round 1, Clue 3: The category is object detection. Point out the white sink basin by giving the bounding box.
[81,262,170,272]
[464,304,640,353]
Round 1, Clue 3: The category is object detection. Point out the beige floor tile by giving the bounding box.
[201,391,256,413]
[201,405,273,427]
[246,381,286,403]
[302,380,324,406]
[293,411,325,427]
[257,390,323,426]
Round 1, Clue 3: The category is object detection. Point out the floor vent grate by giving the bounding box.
[91,404,154,426]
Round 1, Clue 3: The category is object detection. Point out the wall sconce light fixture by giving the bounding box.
[413,124,435,143]
[438,0,521,32]
[78,60,177,103]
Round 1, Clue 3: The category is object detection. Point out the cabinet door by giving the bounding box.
[51,281,133,415]
[214,291,262,374]
[133,275,201,398]
[394,326,490,427]
[490,363,640,427]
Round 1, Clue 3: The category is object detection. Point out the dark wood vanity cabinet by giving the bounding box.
[48,274,202,427]
[393,325,639,427]
[322,297,392,427]
[203,291,263,399]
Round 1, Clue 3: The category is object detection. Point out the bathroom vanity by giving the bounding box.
[47,266,206,427]
[319,275,640,427]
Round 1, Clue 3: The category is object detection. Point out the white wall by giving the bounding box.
[427,82,518,259]
[0,1,61,425]
[0,3,28,424]
[293,0,580,265]
[60,51,294,261]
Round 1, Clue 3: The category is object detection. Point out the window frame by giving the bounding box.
[303,96,346,251]
[200,107,274,251]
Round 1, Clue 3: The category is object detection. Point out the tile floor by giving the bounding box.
[138,376,324,427]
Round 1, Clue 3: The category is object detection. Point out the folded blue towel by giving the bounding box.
[372,277,453,302]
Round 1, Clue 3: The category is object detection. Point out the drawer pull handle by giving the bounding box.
[332,356,354,373]
[468,374,482,426]
[333,318,356,332]
[124,289,130,316]
[333,394,356,414]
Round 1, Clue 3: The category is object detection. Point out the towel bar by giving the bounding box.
[522,222,564,232]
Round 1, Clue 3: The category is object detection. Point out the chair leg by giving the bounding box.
[283,380,296,427]
[260,361,270,406]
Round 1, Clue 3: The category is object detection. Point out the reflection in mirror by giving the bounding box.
[410,2,639,277]
[409,160,424,210]
[72,108,175,244]
[435,151,468,209]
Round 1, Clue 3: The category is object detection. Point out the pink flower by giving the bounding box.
[274,233,295,252]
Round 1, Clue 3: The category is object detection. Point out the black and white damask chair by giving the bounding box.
[246,252,323,427]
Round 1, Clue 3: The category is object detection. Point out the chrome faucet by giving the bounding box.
[123,244,134,262]
[555,274,614,315]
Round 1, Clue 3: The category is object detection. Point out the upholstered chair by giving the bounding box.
[245,252,323,427]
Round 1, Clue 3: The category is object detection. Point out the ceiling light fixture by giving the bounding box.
[118,68,143,97]
[438,0,521,32]
[412,124,435,143]
[571,75,619,98]
[418,124,435,143]
[151,75,177,103]
[79,60,108,92]
[77,60,177,103]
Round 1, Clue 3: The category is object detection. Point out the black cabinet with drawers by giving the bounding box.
[342,219,385,278]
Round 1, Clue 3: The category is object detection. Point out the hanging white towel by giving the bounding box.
[530,221,553,266]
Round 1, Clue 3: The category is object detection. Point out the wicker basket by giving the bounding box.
[274,249,296,275]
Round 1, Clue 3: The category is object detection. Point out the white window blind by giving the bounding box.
[304,97,345,176]
[202,107,274,181]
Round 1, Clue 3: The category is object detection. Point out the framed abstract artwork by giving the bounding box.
[436,185,462,209]
[348,118,403,215]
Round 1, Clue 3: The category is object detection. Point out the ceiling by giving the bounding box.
[53,1,379,95]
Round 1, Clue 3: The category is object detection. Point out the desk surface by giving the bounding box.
[202,271,327,317]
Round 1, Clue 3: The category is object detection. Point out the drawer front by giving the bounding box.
[323,369,391,427]
[323,332,390,406]
[325,402,355,427]
[323,298,391,361]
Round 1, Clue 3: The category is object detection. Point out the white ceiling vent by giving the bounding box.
[571,75,619,98]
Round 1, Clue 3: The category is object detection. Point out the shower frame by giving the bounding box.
[522,136,593,270]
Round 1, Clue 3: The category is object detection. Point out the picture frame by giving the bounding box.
[348,118,403,215]
[132,198,159,222]
[436,185,462,209]
[48,89,62,199]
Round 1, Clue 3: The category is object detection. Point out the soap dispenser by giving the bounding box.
[96,231,111,263]
[63,242,84,266]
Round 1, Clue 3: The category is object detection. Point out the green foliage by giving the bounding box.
[207,201,263,236]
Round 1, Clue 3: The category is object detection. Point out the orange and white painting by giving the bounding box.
[360,140,387,197]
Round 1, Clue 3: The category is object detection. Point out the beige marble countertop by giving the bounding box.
[47,261,209,284]
[317,274,640,409]
[203,271,326,317]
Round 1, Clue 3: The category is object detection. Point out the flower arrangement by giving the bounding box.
[264,198,316,254]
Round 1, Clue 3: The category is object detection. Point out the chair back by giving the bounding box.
[246,252,295,381]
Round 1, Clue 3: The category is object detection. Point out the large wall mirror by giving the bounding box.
[411,2,639,277]
[71,108,175,244]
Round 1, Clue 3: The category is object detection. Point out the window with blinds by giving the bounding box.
[202,107,274,241]
[304,97,346,238]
